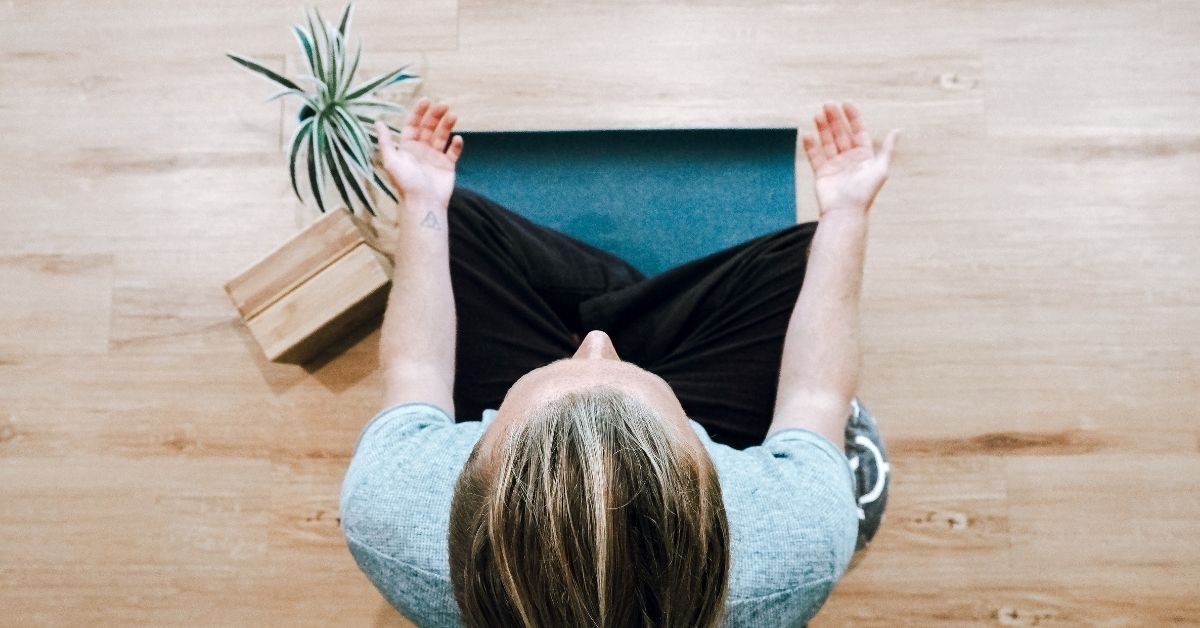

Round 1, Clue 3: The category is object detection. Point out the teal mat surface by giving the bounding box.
[455,128,797,276]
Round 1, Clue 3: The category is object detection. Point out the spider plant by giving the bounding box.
[227,2,414,216]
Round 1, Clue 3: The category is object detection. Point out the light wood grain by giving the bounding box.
[0,255,114,356]
[1,0,1197,625]
[244,242,391,363]
[226,208,367,321]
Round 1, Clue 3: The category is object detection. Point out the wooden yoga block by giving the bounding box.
[225,209,393,363]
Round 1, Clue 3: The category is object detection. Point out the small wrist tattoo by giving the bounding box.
[419,210,442,231]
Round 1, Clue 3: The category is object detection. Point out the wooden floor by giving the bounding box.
[2,0,1197,625]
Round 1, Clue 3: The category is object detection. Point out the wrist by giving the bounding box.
[818,208,869,232]
[397,191,445,213]
[394,194,447,228]
[400,189,451,215]
[386,201,450,259]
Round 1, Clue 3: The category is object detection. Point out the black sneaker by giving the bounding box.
[845,398,890,551]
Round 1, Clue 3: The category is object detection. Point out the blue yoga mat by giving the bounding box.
[455,128,798,277]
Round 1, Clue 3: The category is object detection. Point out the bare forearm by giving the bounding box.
[769,212,868,447]
[767,100,897,447]
[379,204,457,414]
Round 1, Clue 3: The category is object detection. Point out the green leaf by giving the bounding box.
[344,66,412,101]
[333,116,394,208]
[307,114,328,213]
[226,53,302,91]
[331,134,375,215]
[322,120,356,213]
[304,8,325,91]
[329,107,373,167]
[337,2,353,37]
[313,6,338,101]
[373,171,399,202]
[291,25,316,75]
[338,38,362,98]
[342,125,381,183]
[296,75,329,95]
[287,117,316,202]
[338,117,400,204]
[333,136,376,190]
[329,115,386,214]
[330,30,346,102]
[357,114,402,136]
[265,88,315,107]
[347,98,406,112]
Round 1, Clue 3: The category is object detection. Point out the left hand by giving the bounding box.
[375,97,464,214]
[802,101,899,218]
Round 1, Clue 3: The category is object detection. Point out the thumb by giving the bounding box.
[373,121,404,191]
[374,121,397,157]
[879,129,901,168]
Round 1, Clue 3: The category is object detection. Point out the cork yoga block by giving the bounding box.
[225,209,392,363]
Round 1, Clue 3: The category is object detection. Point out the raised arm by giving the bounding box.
[767,102,899,448]
[372,98,464,415]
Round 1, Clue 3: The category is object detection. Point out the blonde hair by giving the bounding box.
[448,385,730,628]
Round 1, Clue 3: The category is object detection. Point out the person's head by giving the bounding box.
[448,330,731,628]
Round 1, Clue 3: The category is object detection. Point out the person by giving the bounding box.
[339,97,898,627]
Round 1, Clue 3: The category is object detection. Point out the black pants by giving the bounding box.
[446,187,815,450]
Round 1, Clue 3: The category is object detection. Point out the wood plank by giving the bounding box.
[1007,454,1200,572]
[980,1,1199,136]
[819,563,1200,626]
[859,346,1197,442]
[0,347,385,475]
[0,455,271,569]
[2,0,1199,624]
[267,455,417,627]
[0,255,114,357]
[859,455,1008,554]
[225,208,366,320]
[0,0,458,60]
[818,455,1011,626]
[344,0,985,132]
[820,452,1200,624]
[0,53,284,155]
[245,242,391,363]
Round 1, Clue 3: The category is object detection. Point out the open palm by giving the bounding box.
[802,102,899,216]
[375,97,464,212]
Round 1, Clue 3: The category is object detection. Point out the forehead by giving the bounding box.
[512,358,666,399]
[493,359,688,431]
[485,358,704,456]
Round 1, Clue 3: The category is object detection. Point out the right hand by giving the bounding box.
[375,97,464,214]
[356,99,463,257]
[802,102,899,217]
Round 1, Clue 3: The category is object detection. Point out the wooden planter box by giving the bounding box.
[225,209,392,363]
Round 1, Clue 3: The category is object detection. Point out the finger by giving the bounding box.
[418,102,449,144]
[366,178,401,224]
[815,111,838,159]
[843,101,872,150]
[801,133,826,173]
[879,128,901,169]
[373,122,403,190]
[374,121,397,156]
[431,110,457,152]
[825,102,852,152]
[446,135,464,164]
[400,97,429,142]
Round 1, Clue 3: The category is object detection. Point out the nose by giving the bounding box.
[573,330,621,361]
